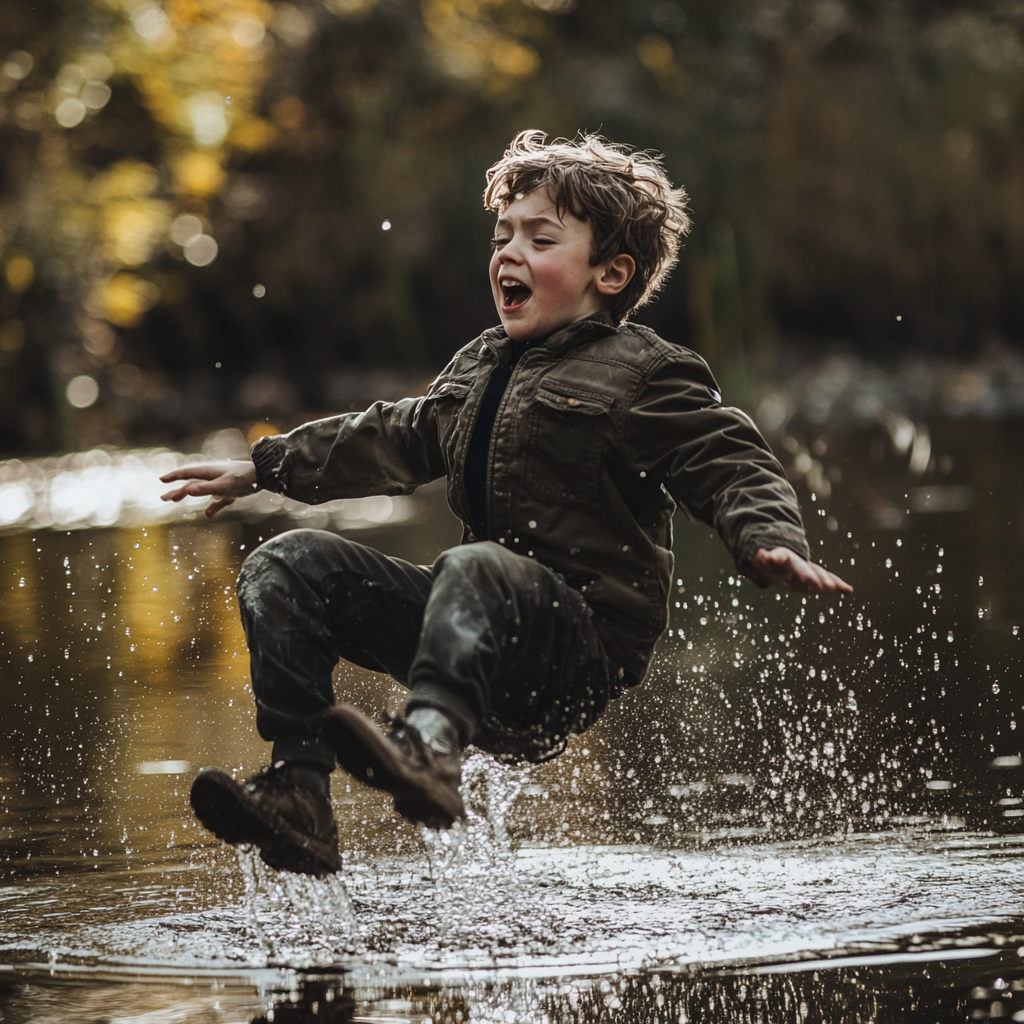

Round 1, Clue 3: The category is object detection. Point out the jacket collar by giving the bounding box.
[480,311,619,362]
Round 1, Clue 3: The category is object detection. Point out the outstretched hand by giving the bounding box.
[160,459,258,517]
[749,546,853,593]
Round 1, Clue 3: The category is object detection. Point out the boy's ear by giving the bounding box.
[595,254,636,297]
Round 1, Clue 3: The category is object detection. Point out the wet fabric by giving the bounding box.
[252,312,809,688]
[237,529,614,766]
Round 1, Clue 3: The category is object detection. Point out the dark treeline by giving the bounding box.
[1,0,1023,452]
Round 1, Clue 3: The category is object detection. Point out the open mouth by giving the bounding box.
[500,280,532,312]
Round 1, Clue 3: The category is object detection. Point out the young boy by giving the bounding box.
[161,131,850,877]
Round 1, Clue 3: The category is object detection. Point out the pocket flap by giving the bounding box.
[429,378,473,400]
[534,385,613,415]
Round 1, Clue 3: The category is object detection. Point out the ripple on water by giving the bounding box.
[5,760,1023,983]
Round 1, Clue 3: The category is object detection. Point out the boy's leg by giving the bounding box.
[237,528,433,766]
[324,541,614,823]
[407,541,613,759]
[191,528,434,873]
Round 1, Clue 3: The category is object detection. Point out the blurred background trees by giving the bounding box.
[1,0,1023,454]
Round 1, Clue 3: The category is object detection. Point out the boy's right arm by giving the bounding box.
[161,393,447,516]
[249,396,446,504]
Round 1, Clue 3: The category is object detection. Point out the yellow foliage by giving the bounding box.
[230,116,277,152]
[423,0,544,85]
[637,35,674,72]
[173,150,226,197]
[30,0,552,344]
[0,319,25,354]
[0,319,24,367]
[491,40,540,77]
[4,256,35,293]
[107,0,276,154]
[636,34,689,95]
[91,274,162,328]
[102,201,171,266]
[324,0,377,15]
[88,160,160,201]
[246,421,280,446]
[271,95,305,130]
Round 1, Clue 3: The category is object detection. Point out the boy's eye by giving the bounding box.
[491,237,508,250]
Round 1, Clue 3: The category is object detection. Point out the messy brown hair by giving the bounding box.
[483,130,691,322]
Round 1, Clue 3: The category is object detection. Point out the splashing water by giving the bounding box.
[416,754,555,960]
[235,845,359,967]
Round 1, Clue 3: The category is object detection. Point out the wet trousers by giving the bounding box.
[236,529,615,767]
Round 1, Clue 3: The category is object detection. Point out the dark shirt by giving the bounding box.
[465,340,528,539]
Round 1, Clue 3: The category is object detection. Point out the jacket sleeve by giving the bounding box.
[623,351,809,578]
[250,395,446,505]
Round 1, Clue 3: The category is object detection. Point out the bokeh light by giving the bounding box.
[66,375,100,409]
[183,234,218,267]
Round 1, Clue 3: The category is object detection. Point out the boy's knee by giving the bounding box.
[237,529,347,606]
[240,529,307,580]
[437,540,512,576]
[435,541,543,592]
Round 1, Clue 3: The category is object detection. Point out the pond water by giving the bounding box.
[1,414,1023,1023]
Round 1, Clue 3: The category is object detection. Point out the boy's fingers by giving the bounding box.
[772,551,854,593]
[162,477,243,503]
[159,465,224,483]
[752,548,853,593]
[205,496,236,517]
[802,564,853,593]
[160,485,194,503]
[161,481,217,502]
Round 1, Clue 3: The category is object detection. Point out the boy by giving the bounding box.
[161,131,851,877]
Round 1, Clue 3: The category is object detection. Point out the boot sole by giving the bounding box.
[322,705,465,829]
[189,768,342,877]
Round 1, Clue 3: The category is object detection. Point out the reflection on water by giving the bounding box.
[0,416,1023,1021]
[0,431,417,533]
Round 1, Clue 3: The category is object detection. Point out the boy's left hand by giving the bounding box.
[750,547,853,593]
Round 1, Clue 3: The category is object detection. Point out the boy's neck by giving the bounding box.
[502,309,617,345]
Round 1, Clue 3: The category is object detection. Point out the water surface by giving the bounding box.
[1,415,1023,1022]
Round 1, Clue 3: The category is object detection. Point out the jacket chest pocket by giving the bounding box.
[429,378,473,466]
[524,385,613,503]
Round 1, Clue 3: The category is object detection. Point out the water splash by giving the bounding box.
[235,845,359,967]
[413,754,564,962]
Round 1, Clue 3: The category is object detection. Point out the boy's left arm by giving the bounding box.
[624,354,850,594]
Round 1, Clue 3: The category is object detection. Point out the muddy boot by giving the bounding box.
[189,761,341,877]
[322,705,465,829]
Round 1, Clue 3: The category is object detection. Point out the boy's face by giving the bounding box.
[490,188,627,342]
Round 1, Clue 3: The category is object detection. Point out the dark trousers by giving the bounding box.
[236,529,614,767]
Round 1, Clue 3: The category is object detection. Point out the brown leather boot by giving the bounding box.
[189,762,341,876]
[322,705,465,829]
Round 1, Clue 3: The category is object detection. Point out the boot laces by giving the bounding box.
[244,761,300,795]
[384,712,433,765]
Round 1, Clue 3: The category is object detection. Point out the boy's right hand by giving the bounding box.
[160,459,258,517]
[750,546,853,593]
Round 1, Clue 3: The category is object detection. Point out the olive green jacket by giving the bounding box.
[251,313,808,686]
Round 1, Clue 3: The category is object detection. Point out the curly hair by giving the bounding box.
[483,130,691,322]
